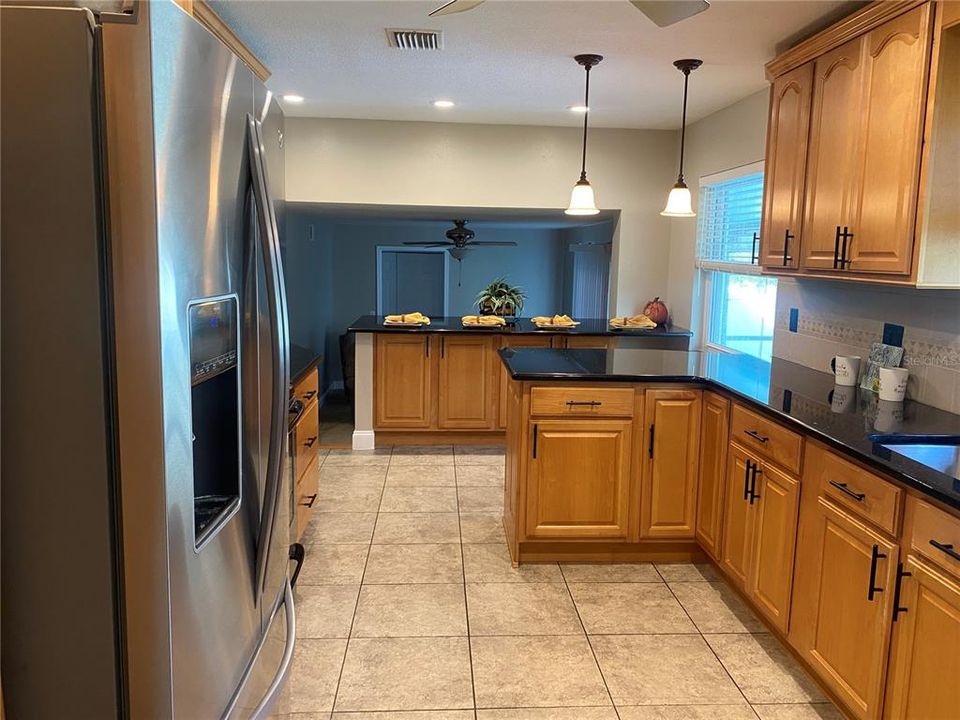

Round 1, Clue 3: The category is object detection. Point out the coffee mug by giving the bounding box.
[830,356,861,386]
[879,367,909,401]
[828,385,856,414]
[874,399,905,432]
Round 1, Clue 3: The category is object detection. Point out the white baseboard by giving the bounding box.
[352,429,376,451]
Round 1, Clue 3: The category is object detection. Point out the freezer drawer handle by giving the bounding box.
[829,480,865,502]
[289,543,305,588]
[744,429,768,443]
[250,579,297,719]
[930,539,960,562]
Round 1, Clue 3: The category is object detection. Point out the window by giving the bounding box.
[696,162,777,361]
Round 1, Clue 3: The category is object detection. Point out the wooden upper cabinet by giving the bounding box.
[760,62,814,270]
[374,334,434,429]
[696,391,729,558]
[639,389,702,539]
[847,3,933,274]
[720,443,757,588]
[437,335,497,429]
[801,35,866,271]
[524,419,632,540]
[885,556,960,720]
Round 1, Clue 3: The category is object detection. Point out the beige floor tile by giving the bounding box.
[282,639,348,713]
[455,465,506,486]
[319,465,387,485]
[333,713,473,720]
[334,637,473,711]
[302,513,377,545]
[462,543,561,583]
[315,482,383,513]
[617,706,759,720]
[568,583,696,635]
[364,544,463,584]
[352,584,467,637]
[386,465,457,487]
[467,583,583,636]
[706,634,826,704]
[454,444,504,458]
[591,634,744,705]
[277,712,332,720]
[323,449,392,466]
[471,635,610,708]
[373,512,461,544]
[459,513,506,544]
[669,581,766,634]
[295,585,360,639]
[458,486,504,513]
[298,545,369,586]
[380,486,459,513]
[751,704,843,720]
[392,445,454,456]
[560,562,662,583]
[477,709,618,720]
[390,446,456,466]
[655,562,721,582]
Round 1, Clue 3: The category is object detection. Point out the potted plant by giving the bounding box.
[475,278,526,317]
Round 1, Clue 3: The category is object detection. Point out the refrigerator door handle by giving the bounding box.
[247,113,290,601]
[249,578,297,720]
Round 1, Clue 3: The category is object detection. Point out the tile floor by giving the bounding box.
[276,445,843,720]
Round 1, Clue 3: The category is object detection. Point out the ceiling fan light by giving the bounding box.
[661,181,695,217]
[566,178,600,216]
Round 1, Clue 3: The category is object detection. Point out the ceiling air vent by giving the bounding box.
[386,28,443,50]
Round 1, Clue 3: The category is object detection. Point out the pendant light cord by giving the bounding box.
[580,64,591,180]
[677,67,690,183]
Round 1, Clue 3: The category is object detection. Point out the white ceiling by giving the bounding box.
[211,0,858,129]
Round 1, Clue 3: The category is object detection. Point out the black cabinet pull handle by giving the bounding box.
[868,544,887,601]
[441,336,445,358]
[749,464,762,505]
[751,232,759,265]
[840,226,854,268]
[892,562,912,622]
[743,459,752,501]
[303,390,317,400]
[299,493,317,508]
[744,429,769,443]
[782,229,794,266]
[304,436,317,448]
[930,539,960,562]
[425,337,430,357]
[532,423,538,459]
[566,400,602,407]
[833,225,842,269]
[289,543,305,588]
[648,424,655,459]
[829,481,865,502]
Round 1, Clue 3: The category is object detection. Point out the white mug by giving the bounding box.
[829,385,856,414]
[830,356,861,386]
[879,367,909,402]
[874,399,905,432]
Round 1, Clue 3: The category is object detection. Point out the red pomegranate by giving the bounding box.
[643,297,670,325]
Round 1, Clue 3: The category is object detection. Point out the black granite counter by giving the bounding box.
[499,347,960,510]
[348,314,692,341]
[290,343,322,387]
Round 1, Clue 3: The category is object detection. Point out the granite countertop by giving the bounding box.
[499,347,960,510]
[347,314,693,338]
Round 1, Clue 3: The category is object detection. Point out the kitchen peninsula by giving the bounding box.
[346,314,692,449]
[500,345,960,720]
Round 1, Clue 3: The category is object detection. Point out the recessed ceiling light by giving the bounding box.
[569,105,590,113]
[282,94,304,103]
[432,99,455,108]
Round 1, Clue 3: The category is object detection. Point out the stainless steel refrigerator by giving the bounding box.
[1,1,298,717]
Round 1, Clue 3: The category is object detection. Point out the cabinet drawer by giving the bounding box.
[294,401,320,482]
[530,386,634,418]
[907,496,960,578]
[292,366,319,406]
[815,445,901,536]
[731,403,803,474]
[295,455,319,539]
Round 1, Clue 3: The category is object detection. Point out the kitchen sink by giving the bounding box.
[871,435,960,481]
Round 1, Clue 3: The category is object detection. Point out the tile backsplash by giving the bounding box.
[772,277,960,414]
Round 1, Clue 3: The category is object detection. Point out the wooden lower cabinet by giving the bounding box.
[498,335,552,429]
[884,556,960,719]
[639,388,702,539]
[374,334,434,429]
[437,334,497,429]
[721,444,757,587]
[696,391,729,558]
[524,418,632,540]
[792,496,899,720]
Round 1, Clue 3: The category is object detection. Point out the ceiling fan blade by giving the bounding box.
[403,242,452,247]
[429,0,485,17]
[469,241,518,247]
[629,0,710,27]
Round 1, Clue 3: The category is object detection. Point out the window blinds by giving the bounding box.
[696,171,764,269]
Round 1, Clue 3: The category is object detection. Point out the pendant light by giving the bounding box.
[661,58,703,217]
[565,53,603,216]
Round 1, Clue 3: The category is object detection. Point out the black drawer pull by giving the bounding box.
[566,400,602,407]
[304,436,317,448]
[930,539,960,562]
[868,544,886,601]
[303,390,317,400]
[744,429,769,443]
[299,493,317,508]
[892,562,912,622]
[829,481,865,502]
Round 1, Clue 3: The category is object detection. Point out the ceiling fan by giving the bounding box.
[429,0,710,27]
[404,219,517,261]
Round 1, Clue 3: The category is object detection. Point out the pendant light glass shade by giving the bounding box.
[565,54,603,216]
[662,59,702,219]
[566,178,599,215]
[661,180,695,217]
